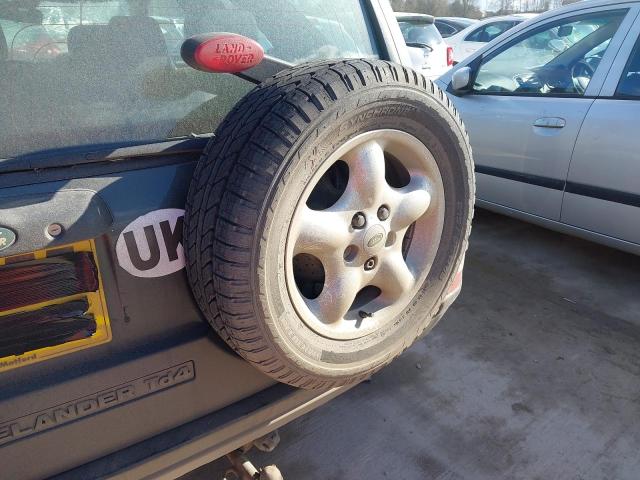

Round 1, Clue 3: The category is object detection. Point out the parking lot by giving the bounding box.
[3,0,640,476]
[185,209,640,480]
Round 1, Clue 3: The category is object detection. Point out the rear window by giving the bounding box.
[434,21,456,37]
[465,21,517,43]
[0,0,380,159]
[398,20,443,46]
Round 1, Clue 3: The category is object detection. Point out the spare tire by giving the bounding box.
[184,59,473,389]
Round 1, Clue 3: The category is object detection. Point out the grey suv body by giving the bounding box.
[0,1,473,478]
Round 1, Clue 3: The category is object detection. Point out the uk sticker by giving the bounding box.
[116,209,185,278]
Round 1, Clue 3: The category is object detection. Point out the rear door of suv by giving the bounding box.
[0,1,388,478]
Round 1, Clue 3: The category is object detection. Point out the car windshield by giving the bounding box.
[0,0,380,159]
[398,20,443,46]
[474,11,626,95]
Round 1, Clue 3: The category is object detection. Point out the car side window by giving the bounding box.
[436,22,455,37]
[473,11,627,96]
[465,21,514,43]
[0,0,380,160]
[616,36,640,98]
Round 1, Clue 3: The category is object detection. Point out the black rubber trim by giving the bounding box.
[566,182,640,208]
[179,34,203,72]
[0,137,211,174]
[475,165,565,191]
[476,165,640,208]
[470,92,599,99]
[595,95,640,100]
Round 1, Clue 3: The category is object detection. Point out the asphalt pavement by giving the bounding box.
[183,209,640,480]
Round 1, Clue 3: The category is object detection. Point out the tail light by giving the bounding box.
[445,255,465,298]
[446,269,463,296]
[447,46,454,67]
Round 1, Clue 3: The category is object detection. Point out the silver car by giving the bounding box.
[438,0,640,255]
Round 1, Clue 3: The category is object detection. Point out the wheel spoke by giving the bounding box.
[340,140,388,210]
[375,251,415,302]
[310,263,363,324]
[286,130,446,341]
[389,176,431,232]
[292,206,350,256]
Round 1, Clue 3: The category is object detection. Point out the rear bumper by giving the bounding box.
[421,65,451,80]
[53,383,352,480]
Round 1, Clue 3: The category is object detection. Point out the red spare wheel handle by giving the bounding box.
[181,32,293,84]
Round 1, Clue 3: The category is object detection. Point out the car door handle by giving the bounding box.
[533,117,566,128]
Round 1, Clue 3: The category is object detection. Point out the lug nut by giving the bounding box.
[352,212,366,229]
[364,257,377,271]
[377,205,390,221]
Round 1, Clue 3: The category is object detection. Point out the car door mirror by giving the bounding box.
[451,66,473,93]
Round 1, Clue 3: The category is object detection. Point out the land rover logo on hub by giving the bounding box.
[367,233,384,248]
[116,209,185,278]
[363,225,386,254]
[0,227,16,252]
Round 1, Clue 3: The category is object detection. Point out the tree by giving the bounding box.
[489,0,557,14]
[390,0,480,17]
[449,0,483,18]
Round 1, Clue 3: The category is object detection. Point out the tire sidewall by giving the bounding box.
[256,84,472,378]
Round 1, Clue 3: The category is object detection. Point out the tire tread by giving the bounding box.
[184,59,474,388]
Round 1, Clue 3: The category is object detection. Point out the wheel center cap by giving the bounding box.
[363,224,386,254]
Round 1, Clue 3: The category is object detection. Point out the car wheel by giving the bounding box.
[184,59,474,389]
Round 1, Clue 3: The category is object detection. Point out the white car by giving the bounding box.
[446,15,526,63]
[396,13,453,78]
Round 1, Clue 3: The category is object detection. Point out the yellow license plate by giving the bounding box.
[0,240,112,373]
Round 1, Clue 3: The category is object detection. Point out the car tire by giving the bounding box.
[184,59,474,389]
